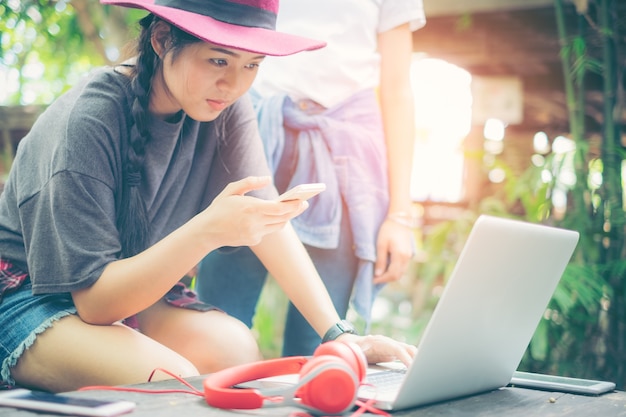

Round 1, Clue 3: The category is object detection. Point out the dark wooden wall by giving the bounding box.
[413,3,626,135]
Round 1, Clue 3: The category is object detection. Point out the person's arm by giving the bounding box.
[251,223,416,365]
[251,224,339,337]
[71,176,305,325]
[373,22,417,284]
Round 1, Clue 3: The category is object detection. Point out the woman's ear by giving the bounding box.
[151,21,172,59]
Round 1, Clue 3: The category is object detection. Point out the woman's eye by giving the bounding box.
[245,63,260,70]
[210,58,228,67]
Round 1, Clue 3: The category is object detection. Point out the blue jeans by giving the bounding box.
[0,281,76,385]
[196,204,358,356]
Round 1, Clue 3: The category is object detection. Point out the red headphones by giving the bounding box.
[203,341,367,415]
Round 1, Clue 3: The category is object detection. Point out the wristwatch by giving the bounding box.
[322,320,357,343]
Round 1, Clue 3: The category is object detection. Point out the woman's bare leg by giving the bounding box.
[11,314,199,393]
[135,300,262,374]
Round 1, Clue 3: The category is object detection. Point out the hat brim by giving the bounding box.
[101,0,326,56]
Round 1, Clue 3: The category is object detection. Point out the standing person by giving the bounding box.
[197,0,425,356]
[0,0,416,393]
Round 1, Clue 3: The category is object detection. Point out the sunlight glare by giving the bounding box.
[531,154,545,167]
[483,118,505,141]
[533,131,550,154]
[22,61,44,79]
[0,67,19,102]
[552,188,567,211]
[106,46,120,62]
[371,296,393,322]
[410,56,471,202]
[552,135,576,154]
[26,5,42,24]
[484,139,504,155]
[7,0,21,12]
[558,170,577,187]
[55,1,68,12]
[488,167,506,183]
[48,23,61,36]
[589,171,603,189]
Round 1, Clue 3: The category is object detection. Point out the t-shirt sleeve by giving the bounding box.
[18,77,126,295]
[21,171,121,294]
[379,0,426,33]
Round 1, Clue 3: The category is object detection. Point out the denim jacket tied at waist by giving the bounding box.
[249,88,389,322]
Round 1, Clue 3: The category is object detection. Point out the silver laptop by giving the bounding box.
[361,215,579,410]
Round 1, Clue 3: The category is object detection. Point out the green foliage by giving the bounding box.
[0,0,144,105]
[567,35,604,78]
[488,143,620,380]
[408,130,614,380]
[2,0,96,103]
[252,277,287,359]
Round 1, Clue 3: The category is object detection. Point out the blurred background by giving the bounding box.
[1,0,625,388]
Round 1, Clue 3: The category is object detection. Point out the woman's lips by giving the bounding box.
[206,99,228,111]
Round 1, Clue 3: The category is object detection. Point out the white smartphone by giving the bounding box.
[509,371,616,395]
[0,389,136,417]
[276,183,326,202]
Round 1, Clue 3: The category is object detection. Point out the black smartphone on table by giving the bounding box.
[510,371,616,395]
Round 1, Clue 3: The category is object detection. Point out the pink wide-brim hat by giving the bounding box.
[100,0,326,56]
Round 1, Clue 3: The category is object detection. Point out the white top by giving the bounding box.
[254,0,426,108]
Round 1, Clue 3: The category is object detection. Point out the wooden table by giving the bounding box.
[1,376,625,416]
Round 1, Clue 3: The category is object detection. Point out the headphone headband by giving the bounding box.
[203,342,367,414]
[204,356,308,409]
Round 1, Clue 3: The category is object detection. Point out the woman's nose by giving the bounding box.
[216,70,242,93]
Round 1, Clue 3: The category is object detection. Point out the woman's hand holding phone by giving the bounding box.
[195,179,325,249]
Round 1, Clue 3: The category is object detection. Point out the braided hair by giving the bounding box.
[117,15,200,258]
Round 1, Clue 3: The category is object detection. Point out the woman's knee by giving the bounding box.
[192,312,262,373]
[138,306,262,373]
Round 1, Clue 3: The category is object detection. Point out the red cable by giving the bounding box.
[78,368,390,417]
[78,368,203,397]
[353,399,390,417]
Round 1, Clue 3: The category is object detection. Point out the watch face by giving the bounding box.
[322,320,357,343]
[338,320,355,332]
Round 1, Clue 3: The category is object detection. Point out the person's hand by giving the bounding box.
[336,333,416,367]
[193,176,308,248]
[372,219,414,284]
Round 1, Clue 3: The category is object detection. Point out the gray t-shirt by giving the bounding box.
[0,67,274,294]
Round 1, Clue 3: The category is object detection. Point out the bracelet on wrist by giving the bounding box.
[387,211,420,229]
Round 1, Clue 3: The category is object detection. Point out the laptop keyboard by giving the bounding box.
[364,368,407,393]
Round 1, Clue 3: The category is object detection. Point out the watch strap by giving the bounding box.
[322,320,357,343]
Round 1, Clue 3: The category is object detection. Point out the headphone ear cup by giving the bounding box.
[296,356,358,414]
[313,341,367,382]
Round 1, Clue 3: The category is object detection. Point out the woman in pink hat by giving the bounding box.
[0,0,415,393]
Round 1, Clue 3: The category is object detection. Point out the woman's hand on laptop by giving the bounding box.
[337,334,416,366]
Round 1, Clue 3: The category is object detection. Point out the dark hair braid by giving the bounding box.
[116,14,158,258]
[118,15,204,258]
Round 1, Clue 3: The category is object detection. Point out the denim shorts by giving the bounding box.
[0,281,76,386]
